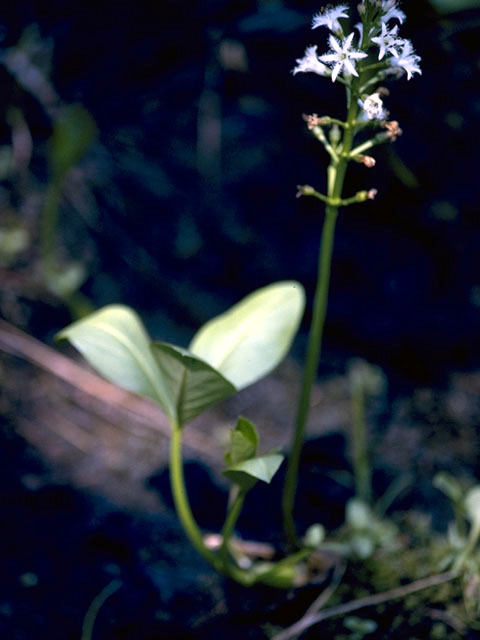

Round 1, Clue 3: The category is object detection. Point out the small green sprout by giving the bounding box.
[58,281,305,586]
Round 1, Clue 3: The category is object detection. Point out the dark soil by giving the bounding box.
[2,333,480,638]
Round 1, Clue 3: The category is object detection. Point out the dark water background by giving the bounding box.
[2,0,479,390]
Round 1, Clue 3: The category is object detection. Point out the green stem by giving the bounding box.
[359,74,383,94]
[453,520,480,572]
[311,126,339,163]
[350,139,376,156]
[282,206,338,547]
[169,421,221,568]
[81,579,122,640]
[359,62,387,74]
[453,504,467,540]
[40,181,62,275]
[170,423,304,586]
[352,119,378,129]
[352,384,371,504]
[220,487,246,565]
[169,420,253,585]
[299,187,373,208]
[40,178,95,317]
[333,86,359,198]
[350,131,390,157]
[268,548,310,571]
[316,117,347,128]
[282,83,359,547]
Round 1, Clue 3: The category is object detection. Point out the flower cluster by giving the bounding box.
[294,1,421,210]
[293,1,421,88]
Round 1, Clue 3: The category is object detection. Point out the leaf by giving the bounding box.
[45,261,87,298]
[224,453,284,490]
[225,416,258,466]
[57,305,175,418]
[50,104,97,181]
[344,617,378,635]
[465,486,480,526]
[251,562,297,589]
[345,498,372,530]
[433,472,464,505]
[151,342,236,425]
[189,281,305,390]
[429,0,480,14]
[303,524,326,549]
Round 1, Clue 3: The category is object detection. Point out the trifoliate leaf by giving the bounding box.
[190,281,305,390]
[57,305,174,417]
[465,486,480,526]
[224,453,284,491]
[151,342,236,425]
[225,416,259,466]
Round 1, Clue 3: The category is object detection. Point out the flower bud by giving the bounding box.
[353,155,376,168]
[302,113,322,130]
[384,120,402,141]
[329,124,341,144]
[296,184,315,198]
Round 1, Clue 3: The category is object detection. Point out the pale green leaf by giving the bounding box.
[225,416,258,466]
[345,498,372,530]
[57,305,174,418]
[189,281,305,390]
[45,261,87,298]
[151,342,236,425]
[465,486,480,526]
[251,562,297,588]
[344,617,378,635]
[304,524,326,549]
[433,472,463,505]
[224,453,284,490]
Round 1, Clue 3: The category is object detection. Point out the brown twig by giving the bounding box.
[272,571,458,640]
[426,607,466,636]
[0,317,170,426]
[304,561,346,617]
[0,318,217,460]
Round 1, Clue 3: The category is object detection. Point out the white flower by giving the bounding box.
[381,0,406,24]
[292,45,329,76]
[312,4,349,33]
[371,23,404,60]
[320,33,368,82]
[388,39,422,80]
[359,93,387,120]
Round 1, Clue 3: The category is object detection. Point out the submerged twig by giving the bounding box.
[0,319,218,460]
[426,607,466,635]
[272,571,458,640]
[304,561,346,617]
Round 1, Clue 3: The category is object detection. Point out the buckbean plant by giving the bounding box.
[58,0,425,589]
[282,0,421,546]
